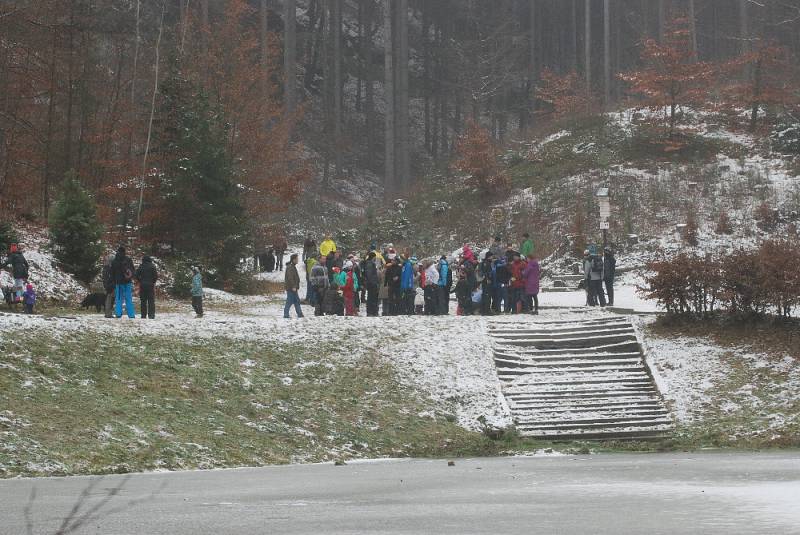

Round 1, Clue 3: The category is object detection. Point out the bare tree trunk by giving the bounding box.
[136,1,166,233]
[395,0,410,191]
[584,0,591,109]
[739,0,750,55]
[383,0,395,198]
[529,0,536,129]
[260,0,268,97]
[285,0,297,126]
[688,0,698,58]
[657,0,665,42]
[603,0,610,109]
[333,0,343,178]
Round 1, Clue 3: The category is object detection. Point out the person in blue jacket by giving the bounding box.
[400,255,415,315]
[437,256,452,315]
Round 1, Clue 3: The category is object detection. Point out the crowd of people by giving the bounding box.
[283,233,554,319]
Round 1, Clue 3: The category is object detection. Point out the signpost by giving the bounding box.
[596,187,610,250]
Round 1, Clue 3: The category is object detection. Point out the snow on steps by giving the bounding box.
[489,316,673,441]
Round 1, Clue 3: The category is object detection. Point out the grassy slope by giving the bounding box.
[1,330,507,478]
[647,317,800,449]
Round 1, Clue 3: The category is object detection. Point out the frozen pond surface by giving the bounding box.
[1,451,798,534]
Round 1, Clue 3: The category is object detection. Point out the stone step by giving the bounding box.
[519,427,672,440]
[495,352,643,364]
[498,333,638,349]
[490,322,633,334]
[496,359,643,371]
[505,376,652,386]
[495,341,642,356]
[504,387,659,399]
[516,407,669,419]
[516,418,673,432]
[491,327,635,340]
[516,414,673,427]
[509,397,664,408]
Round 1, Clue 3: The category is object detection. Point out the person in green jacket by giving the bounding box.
[190,266,204,318]
[520,233,534,259]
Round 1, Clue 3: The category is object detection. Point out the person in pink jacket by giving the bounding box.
[522,255,540,315]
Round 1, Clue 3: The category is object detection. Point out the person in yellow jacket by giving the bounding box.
[319,236,337,257]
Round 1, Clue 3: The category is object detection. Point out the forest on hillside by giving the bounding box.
[2,1,800,269]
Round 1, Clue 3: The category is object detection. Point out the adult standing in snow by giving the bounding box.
[319,235,337,258]
[264,248,276,273]
[101,254,115,318]
[305,254,318,305]
[583,250,594,306]
[191,266,204,318]
[424,260,440,315]
[520,233,534,259]
[437,256,452,315]
[338,260,359,316]
[587,248,606,307]
[523,255,540,315]
[310,254,329,316]
[385,251,403,315]
[401,255,415,315]
[479,252,495,315]
[274,236,288,272]
[135,256,158,319]
[603,247,616,307]
[3,243,29,303]
[283,253,304,319]
[364,251,380,317]
[111,246,136,319]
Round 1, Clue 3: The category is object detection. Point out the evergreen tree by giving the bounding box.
[155,68,249,278]
[49,172,105,284]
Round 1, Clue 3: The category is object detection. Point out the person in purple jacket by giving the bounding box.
[522,254,540,315]
[22,283,36,314]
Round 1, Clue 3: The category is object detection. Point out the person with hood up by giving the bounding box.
[191,266,204,317]
[319,235,337,257]
[337,260,359,316]
[493,257,512,313]
[135,256,158,319]
[101,254,116,318]
[264,248,276,272]
[283,253,304,319]
[3,243,29,303]
[437,256,452,315]
[523,254,540,315]
[22,283,36,314]
[111,246,136,319]
[424,260,440,315]
[400,255,415,315]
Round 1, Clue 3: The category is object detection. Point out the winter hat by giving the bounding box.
[26,283,33,291]
[410,256,418,263]
[332,266,341,274]
[344,260,353,270]
[583,250,590,256]
[117,246,126,255]
[9,243,17,253]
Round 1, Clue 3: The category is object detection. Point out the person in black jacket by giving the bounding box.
[135,256,158,319]
[603,247,616,307]
[111,246,136,319]
[364,252,380,317]
[3,243,29,303]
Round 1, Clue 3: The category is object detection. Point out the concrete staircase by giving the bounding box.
[489,316,673,440]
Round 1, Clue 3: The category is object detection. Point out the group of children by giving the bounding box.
[286,234,543,318]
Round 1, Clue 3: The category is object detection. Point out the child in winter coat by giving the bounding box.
[454,272,473,316]
[22,283,36,314]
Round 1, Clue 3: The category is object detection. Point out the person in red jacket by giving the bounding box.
[509,253,527,313]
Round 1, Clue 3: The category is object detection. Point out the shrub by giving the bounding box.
[48,173,104,284]
[683,214,699,246]
[755,201,779,231]
[453,120,510,198]
[641,240,800,318]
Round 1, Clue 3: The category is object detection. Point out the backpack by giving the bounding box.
[123,259,134,283]
[591,256,603,275]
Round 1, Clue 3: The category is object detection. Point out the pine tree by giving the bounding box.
[155,68,249,279]
[49,172,104,284]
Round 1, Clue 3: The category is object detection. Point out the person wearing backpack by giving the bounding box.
[587,248,607,307]
[135,256,158,319]
[111,246,136,319]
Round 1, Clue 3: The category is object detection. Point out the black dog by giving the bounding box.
[81,293,106,313]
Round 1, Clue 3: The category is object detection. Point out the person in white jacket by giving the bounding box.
[424,261,440,315]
